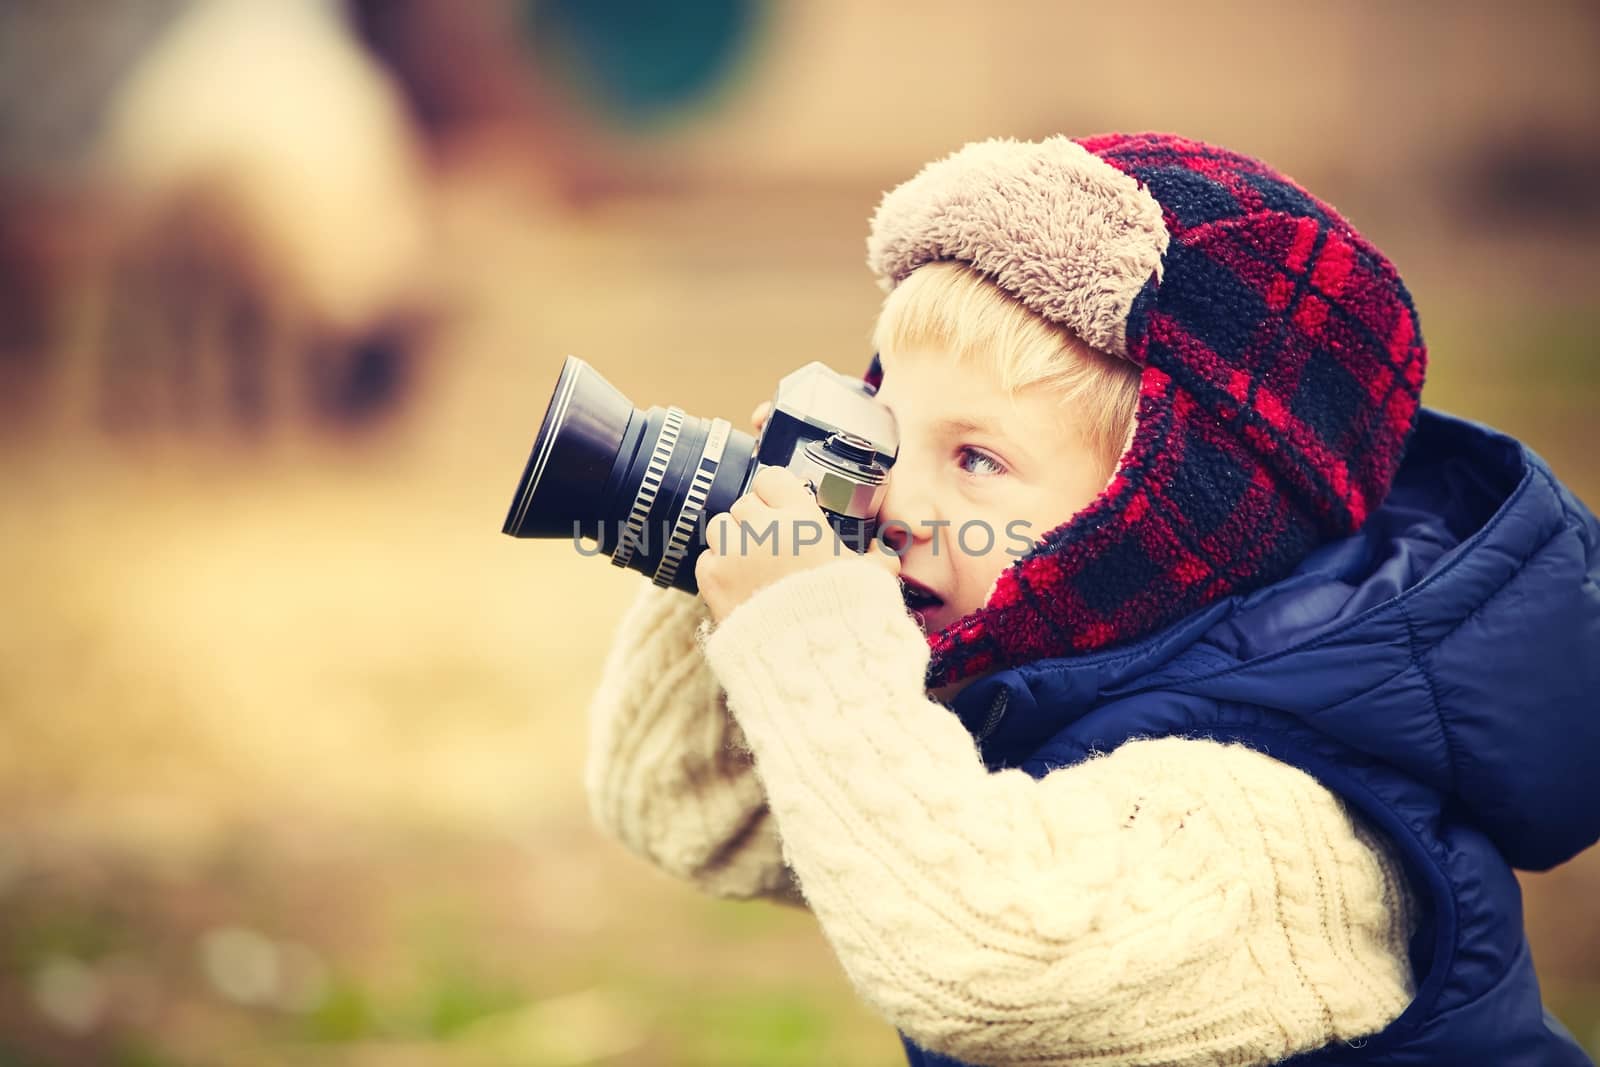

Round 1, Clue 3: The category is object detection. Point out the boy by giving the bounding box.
[585,133,1600,1065]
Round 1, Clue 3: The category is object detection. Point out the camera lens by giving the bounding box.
[502,357,756,592]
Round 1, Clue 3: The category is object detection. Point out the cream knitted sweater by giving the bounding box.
[585,560,1416,1066]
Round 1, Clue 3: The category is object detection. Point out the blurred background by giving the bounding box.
[0,1,1596,1064]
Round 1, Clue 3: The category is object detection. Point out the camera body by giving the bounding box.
[501,357,897,593]
[755,361,896,471]
[753,362,897,540]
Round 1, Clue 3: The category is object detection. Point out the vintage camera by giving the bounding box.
[501,357,897,593]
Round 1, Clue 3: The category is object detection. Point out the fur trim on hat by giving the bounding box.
[866,136,1169,358]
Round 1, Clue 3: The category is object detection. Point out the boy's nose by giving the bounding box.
[878,517,912,555]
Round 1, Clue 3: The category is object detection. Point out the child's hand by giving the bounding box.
[750,401,772,433]
[696,466,900,623]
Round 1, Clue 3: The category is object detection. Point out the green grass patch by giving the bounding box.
[298,976,375,1042]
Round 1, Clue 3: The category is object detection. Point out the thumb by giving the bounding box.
[749,401,772,433]
[860,535,903,581]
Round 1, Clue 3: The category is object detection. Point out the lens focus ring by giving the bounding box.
[612,406,685,569]
[653,418,730,588]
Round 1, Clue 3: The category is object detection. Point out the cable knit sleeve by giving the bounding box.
[700,559,1416,1067]
[584,582,802,904]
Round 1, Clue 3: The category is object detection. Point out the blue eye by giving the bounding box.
[958,447,1005,476]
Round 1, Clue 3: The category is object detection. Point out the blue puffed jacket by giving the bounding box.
[908,410,1600,1067]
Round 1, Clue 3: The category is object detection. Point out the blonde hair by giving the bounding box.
[872,262,1142,476]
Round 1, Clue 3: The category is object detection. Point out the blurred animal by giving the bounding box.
[96,0,432,436]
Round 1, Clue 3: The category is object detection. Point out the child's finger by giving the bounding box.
[703,512,736,556]
[864,547,902,579]
[749,465,812,508]
[728,493,764,525]
[862,538,903,580]
[749,401,772,432]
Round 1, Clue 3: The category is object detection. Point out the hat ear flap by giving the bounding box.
[1122,273,1160,366]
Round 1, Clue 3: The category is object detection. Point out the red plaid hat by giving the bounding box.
[865,132,1428,687]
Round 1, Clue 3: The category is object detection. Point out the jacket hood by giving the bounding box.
[955,408,1600,871]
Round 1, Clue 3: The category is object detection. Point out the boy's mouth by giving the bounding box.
[899,576,945,615]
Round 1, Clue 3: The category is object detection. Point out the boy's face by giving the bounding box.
[872,347,1114,636]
